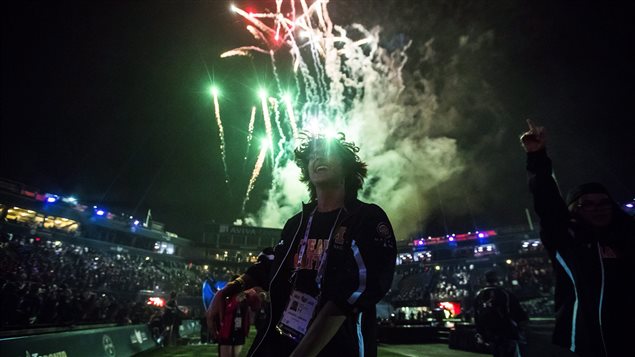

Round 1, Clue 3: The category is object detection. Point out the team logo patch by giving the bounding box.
[333,226,347,249]
[601,246,617,259]
[377,223,391,239]
[102,334,116,357]
[376,222,394,247]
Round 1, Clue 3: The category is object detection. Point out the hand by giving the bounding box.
[236,292,246,302]
[206,291,226,340]
[475,333,488,346]
[519,118,546,152]
[475,333,484,344]
[289,301,346,357]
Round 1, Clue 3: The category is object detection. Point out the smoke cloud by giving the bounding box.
[235,2,473,241]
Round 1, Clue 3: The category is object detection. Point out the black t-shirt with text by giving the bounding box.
[291,209,340,297]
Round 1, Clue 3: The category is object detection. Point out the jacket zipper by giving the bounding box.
[248,208,305,356]
[596,242,608,357]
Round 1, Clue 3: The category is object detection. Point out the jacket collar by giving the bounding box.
[301,197,363,219]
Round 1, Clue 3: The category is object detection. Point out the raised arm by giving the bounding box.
[520,118,546,153]
[520,119,570,250]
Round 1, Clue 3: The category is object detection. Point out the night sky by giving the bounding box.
[2,0,634,241]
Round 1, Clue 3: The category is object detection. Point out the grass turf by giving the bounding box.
[136,328,488,357]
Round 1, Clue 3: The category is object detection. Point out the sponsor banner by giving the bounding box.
[178,320,201,338]
[0,324,156,357]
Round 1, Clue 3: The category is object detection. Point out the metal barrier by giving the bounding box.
[0,324,157,357]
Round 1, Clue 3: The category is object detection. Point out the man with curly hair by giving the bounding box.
[207,133,397,357]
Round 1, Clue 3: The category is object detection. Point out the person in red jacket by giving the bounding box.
[217,293,247,357]
[217,277,264,357]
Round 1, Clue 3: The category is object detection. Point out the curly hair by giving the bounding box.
[294,132,368,201]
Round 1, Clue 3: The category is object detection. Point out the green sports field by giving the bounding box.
[136,328,488,357]
[138,343,487,356]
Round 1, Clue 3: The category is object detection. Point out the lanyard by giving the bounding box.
[294,206,343,287]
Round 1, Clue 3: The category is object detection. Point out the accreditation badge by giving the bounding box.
[276,289,318,340]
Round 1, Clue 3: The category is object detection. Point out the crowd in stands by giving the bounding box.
[505,257,553,298]
[389,254,555,318]
[0,232,236,330]
[1,225,558,332]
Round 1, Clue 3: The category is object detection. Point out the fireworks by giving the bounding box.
[259,90,275,161]
[242,138,271,214]
[211,86,229,184]
[244,106,257,162]
[215,0,398,222]
[212,0,462,237]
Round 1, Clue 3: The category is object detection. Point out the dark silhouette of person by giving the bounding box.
[164,291,181,345]
[521,119,635,357]
[474,270,528,357]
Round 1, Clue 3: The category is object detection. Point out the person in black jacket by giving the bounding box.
[474,270,528,357]
[520,119,635,357]
[164,291,181,345]
[206,132,397,357]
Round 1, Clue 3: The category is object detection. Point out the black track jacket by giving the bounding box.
[245,198,397,357]
[527,149,634,357]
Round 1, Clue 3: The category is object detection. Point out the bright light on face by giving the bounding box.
[305,117,321,135]
[323,127,339,140]
[304,116,342,140]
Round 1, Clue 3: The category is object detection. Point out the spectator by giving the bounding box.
[474,270,528,357]
[163,291,181,345]
[217,276,262,357]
